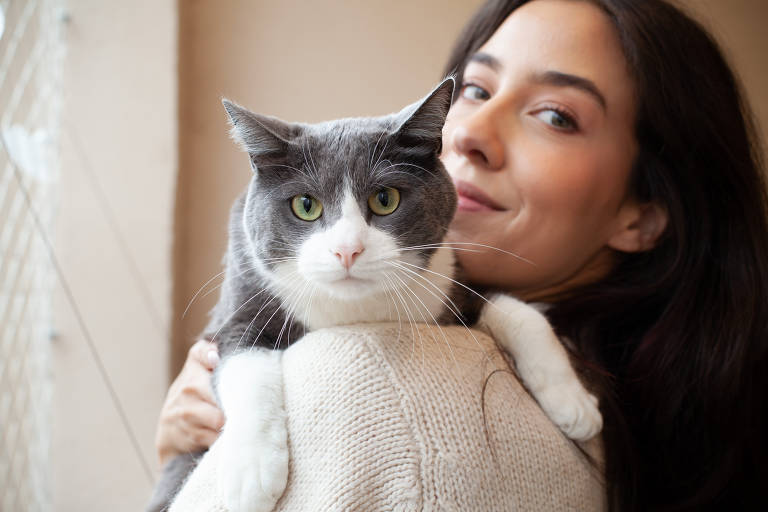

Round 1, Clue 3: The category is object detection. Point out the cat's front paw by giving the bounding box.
[536,381,603,441]
[216,424,288,512]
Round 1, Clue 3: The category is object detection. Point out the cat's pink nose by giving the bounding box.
[333,245,364,269]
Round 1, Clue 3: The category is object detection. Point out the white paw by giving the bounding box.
[216,424,288,512]
[535,381,603,441]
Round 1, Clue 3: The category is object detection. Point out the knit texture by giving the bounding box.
[170,324,605,511]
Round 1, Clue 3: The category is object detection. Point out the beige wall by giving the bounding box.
[54,0,176,510]
[684,0,768,152]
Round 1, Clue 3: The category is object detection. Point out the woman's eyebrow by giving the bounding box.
[467,54,607,111]
[467,52,502,72]
[530,70,607,110]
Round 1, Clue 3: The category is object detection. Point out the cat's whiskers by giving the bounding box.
[275,276,313,349]
[371,157,391,176]
[241,271,304,352]
[394,242,536,266]
[304,140,321,182]
[182,263,266,319]
[370,157,394,182]
[383,270,420,360]
[395,260,508,318]
[368,129,388,174]
[227,245,273,264]
[388,261,464,322]
[381,276,394,322]
[257,163,300,172]
[380,274,404,342]
[379,280,397,322]
[195,258,296,314]
[386,269,434,369]
[182,269,229,319]
[371,169,429,189]
[301,141,323,190]
[379,161,437,177]
[387,265,458,368]
[258,242,299,255]
[257,163,306,176]
[385,242,536,266]
[291,281,316,344]
[213,286,276,348]
[372,163,430,185]
[198,264,265,305]
[235,294,278,354]
[388,260,489,359]
[231,271,303,352]
[257,164,322,194]
[301,283,318,339]
[385,224,446,253]
[396,247,484,254]
[213,269,299,348]
[259,256,299,263]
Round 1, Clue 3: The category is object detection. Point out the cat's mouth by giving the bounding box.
[337,275,368,283]
[315,273,378,300]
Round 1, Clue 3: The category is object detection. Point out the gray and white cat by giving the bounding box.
[164,79,601,512]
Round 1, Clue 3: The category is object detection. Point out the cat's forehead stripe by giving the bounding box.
[341,187,362,219]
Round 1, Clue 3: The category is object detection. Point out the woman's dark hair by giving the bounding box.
[445,1,768,510]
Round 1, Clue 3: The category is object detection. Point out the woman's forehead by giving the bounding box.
[476,0,636,117]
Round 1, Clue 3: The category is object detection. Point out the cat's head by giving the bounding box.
[223,78,456,300]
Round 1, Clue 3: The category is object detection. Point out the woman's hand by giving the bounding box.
[155,339,225,467]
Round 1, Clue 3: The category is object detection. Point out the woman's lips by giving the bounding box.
[454,180,506,212]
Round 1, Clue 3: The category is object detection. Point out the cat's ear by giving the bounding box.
[222,99,298,163]
[394,77,455,155]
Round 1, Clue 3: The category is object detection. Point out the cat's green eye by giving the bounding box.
[291,194,323,221]
[368,187,400,216]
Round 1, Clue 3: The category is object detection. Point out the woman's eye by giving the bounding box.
[460,83,490,101]
[291,194,323,221]
[535,109,578,131]
[368,187,400,216]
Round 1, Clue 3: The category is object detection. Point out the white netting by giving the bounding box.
[0,0,64,510]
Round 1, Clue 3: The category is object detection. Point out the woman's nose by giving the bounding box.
[448,103,505,170]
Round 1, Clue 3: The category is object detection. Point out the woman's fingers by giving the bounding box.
[181,400,226,432]
[179,423,221,453]
[178,365,218,406]
[188,339,220,371]
[155,339,224,465]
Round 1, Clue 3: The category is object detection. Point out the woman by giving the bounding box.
[156,0,768,509]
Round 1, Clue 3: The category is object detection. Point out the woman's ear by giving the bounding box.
[607,201,668,253]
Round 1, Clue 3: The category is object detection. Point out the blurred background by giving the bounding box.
[0,0,765,510]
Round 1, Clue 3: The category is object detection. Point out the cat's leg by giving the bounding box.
[477,294,602,441]
[215,349,288,512]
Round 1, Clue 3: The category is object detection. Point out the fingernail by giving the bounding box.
[207,350,220,367]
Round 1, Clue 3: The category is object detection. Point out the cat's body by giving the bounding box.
[147,79,602,512]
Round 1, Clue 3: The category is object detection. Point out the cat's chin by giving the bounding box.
[317,276,381,301]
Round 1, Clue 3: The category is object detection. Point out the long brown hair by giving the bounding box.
[444,1,768,510]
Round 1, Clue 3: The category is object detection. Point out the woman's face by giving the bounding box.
[442,0,639,300]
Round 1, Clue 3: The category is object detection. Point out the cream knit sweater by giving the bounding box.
[170,324,605,511]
